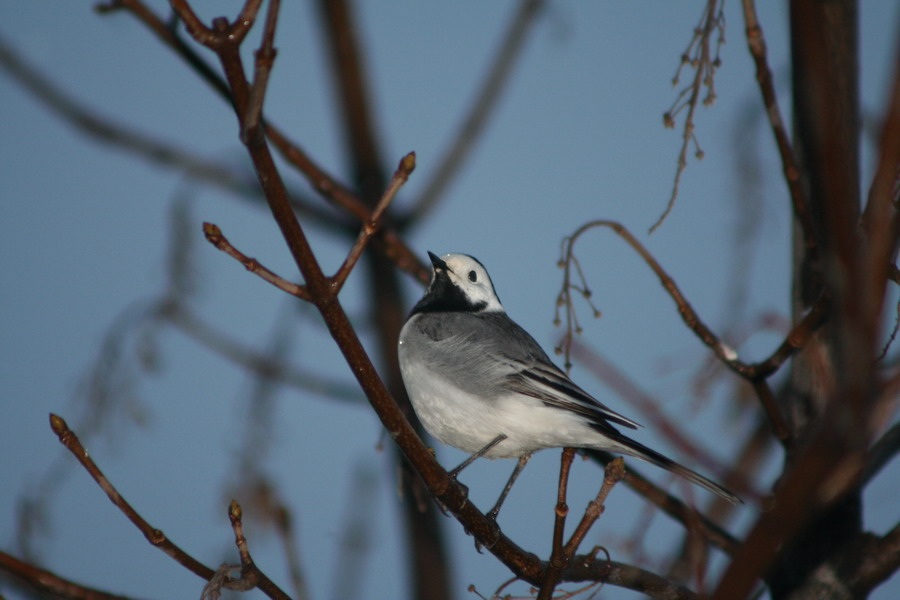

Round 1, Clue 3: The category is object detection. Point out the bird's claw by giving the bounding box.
[437,478,469,515]
[474,514,501,553]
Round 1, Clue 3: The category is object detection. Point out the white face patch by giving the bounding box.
[441,254,504,312]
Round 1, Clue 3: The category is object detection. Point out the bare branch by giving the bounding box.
[0,549,132,600]
[849,524,900,595]
[227,500,290,599]
[331,152,416,292]
[862,420,900,486]
[653,0,726,233]
[95,0,427,281]
[557,220,802,437]
[48,414,217,581]
[539,448,578,600]
[564,458,625,558]
[243,0,280,141]
[203,222,311,300]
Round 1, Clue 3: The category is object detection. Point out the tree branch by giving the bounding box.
[202,222,310,299]
[0,549,132,600]
[331,152,416,292]
[558,220,798,438]
[48,414,216,582]
[539,448,577,600]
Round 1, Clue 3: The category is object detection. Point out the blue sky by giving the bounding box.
[2,2,897,599]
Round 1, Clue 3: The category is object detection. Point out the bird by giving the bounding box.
[398,251,740,519]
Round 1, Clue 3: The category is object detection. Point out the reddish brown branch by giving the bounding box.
[131,4,724,597]
[539,448,577,600]
[331,152,416,292]
[750,292,829,379]
[202,222,310,299]
[563,458,625,558]
[227,500,290,599]
[860,40,900,335]
[848,524,900,595]
[48,414,216,582]
[243,0,281,141]
[95,0,428,283]
[558,220,799,437]
[0,549,132,600]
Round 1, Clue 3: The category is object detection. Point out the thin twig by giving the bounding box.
[202,222,310,300]
[243,0,281,141]
[331,152,416,292]
[151,4,720,595]
[96,0,427,281]
[48,414,217,581]
[749,292,829,379]
[653,0,725,233]
[0,549,132,600]
[563,458,626,557]
[170,0,263,49]
[228,500,290,599]
[877,299,900,361]
[585,451,740,555]
[862,421,900,487]
[557,220,804,438]
[538,448,577,600]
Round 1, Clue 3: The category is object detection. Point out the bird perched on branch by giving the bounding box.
[398,252,740,519]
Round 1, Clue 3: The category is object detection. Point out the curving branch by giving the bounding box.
[556,220,808,439]
[203,223,311,299]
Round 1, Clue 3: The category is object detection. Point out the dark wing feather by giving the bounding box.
[473,313,642,431]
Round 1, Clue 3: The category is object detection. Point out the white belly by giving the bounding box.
[398,349,608,458]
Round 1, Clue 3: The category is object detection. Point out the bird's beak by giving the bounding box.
[427,251,449,272]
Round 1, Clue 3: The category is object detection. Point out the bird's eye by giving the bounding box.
[468,270,478,283]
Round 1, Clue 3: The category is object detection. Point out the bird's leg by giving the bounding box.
[487,452,533,522]
[447,434,508,480]
[473,451,534,553]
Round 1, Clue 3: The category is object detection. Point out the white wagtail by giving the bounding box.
[398,252,740,519]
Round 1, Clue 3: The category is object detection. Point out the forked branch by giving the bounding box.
[557,220,806,439]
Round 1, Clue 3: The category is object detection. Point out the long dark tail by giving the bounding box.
[610,434,742,504]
